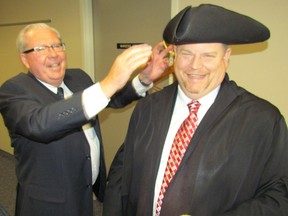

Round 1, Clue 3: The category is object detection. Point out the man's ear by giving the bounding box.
[20,53,30,69]
[224,47,232,65]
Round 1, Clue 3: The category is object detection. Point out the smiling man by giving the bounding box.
[172,43,231,100]
[103,4,288,216]
[19,27,67,87]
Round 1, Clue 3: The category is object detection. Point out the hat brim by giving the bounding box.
[163,4,270,45]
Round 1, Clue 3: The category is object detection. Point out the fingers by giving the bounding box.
[100,44,152,98]
[153,41,174,57]
[113,44,152,78]
[137,41,174,84]
[118,44,152,72]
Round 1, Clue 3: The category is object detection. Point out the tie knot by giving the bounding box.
[57,87,64,99]
[187,100,200,114]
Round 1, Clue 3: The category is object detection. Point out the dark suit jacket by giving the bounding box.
[103,74,288,216]
[0,68,141,216]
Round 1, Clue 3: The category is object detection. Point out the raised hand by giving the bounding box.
[138,41,173,85]
[100,44,152,98]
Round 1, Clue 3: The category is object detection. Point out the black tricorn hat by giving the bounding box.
[163,4,270,45]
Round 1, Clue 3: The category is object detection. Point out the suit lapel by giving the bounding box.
[26,72,60,102]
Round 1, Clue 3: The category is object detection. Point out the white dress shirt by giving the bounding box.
[153,85,220,215]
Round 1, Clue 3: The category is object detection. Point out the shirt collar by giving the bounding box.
[37,79,65,94]
[177,84,220,107]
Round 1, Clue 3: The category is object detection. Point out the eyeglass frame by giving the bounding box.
[22,43,66,54]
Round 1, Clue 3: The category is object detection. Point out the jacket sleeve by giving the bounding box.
[108,81,142,109]
[0,78,88,143]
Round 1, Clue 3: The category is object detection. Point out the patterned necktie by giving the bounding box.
[57,87,64,99]
[156,100,201,216]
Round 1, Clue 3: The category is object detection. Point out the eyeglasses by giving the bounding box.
[22,43,66,55]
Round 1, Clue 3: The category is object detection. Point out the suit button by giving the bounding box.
[86,155,91,160]
[87,184,92,188]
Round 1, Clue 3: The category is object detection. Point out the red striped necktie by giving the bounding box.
[156,100,201,215]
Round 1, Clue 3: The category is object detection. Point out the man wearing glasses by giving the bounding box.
[0,23,171,216]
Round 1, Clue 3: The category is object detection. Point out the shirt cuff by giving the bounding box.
[82,83,110,119]
[132,75,153,97]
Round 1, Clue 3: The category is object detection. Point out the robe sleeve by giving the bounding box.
[102,144,125,216]
[219,117,288,216]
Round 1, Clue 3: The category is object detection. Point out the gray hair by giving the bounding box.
[16,23,62,53]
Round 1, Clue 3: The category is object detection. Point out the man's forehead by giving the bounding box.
[25,29,59,44]
[175,43,226,51]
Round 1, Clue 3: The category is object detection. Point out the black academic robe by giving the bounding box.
[103,74,288,216]
[0,69,141,216]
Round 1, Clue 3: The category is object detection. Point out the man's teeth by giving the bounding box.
[49,63,59,67]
